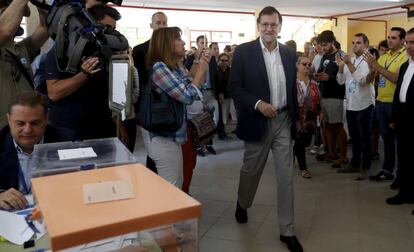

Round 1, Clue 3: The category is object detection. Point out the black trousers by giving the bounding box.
[395,105,414,198]
[293,132,313,170]
[123,119,137,152]
[346,105,373,170]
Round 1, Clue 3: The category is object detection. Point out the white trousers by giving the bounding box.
[141,128,183,188]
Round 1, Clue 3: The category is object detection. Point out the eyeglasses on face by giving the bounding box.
[301,62,312,67]
[220,59,229,62]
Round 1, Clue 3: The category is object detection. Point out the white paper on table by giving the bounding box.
[58,147,97,161]
[13,204,47,241]
[0,210,34,245]
[25,194,34,206]
[112,62,128,106]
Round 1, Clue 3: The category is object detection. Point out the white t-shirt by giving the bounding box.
[312,54,323,72]
[187,100,204,120]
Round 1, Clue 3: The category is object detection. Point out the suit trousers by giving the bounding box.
[238,111,294,236]
[395,105,414,198]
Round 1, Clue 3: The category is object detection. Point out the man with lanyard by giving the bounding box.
[0,91,75,210]
[364,27,408,186]
[336,33,374,180]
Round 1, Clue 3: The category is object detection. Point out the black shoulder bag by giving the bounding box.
[140,78,184,136]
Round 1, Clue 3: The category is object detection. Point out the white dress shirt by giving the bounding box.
[13,138,43,193]
[258,38,287,110]
[337,55,374,111]
[399,58,414,103]
[312,54,323,72]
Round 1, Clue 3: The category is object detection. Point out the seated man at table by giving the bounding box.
[0,91,76,211]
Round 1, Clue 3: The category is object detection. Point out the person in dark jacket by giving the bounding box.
[0,91,76,210]
[132,11,168,172]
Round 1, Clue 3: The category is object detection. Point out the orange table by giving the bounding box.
[31,164,202,251]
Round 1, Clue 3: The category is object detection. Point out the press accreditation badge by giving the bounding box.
[378,76,386,88]
[348,79,357,94]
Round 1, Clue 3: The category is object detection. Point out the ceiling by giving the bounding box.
[123,0,414,17]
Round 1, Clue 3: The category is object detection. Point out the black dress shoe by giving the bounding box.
[369,171,394,181]
[235,201,248,223]
[390,179,400,190]
[386,194,414,205]
[280,235,303,252]
[206,145,217,155]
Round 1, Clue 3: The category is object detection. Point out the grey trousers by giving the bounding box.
[238,111,294,236]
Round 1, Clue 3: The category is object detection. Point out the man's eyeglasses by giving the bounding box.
[259,23,280,30]
[301,62,312,67]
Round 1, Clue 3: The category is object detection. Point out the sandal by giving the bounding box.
[331,159,349,169]
[300,170,312,179]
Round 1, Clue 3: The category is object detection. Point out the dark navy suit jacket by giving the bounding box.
[0,125,76,191]
[228,38,299,142]
[392,60,414,127]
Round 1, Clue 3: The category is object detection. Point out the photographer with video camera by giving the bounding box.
[0,0,49,128]
[45,4,128,140]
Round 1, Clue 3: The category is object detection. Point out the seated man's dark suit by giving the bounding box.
[0,125,76,191]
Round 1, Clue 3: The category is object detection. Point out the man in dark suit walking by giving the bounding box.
[228,6,302,252]
[386,27,414,206]
[132,11,168,173]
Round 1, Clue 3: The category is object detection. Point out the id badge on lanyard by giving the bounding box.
[348,79,357,94]
[378,75,386,88]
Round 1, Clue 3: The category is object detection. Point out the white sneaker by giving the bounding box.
[318,145,326,155]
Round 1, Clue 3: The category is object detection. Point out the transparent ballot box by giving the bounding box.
[32,137,137,177]
[31,164,202,251]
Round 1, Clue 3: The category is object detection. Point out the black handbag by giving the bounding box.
[140,79,184,136]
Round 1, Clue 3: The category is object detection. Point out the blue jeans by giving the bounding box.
[375,101,396,174]
[346,105,373,170]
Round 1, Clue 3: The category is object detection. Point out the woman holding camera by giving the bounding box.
[142,27,209,188]
[294,56,321,178]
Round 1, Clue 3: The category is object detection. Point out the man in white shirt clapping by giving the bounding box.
[336,33,374,180]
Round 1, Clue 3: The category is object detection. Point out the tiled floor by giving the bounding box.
[133,127,414,252]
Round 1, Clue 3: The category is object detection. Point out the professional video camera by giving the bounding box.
[30,0,129,73]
